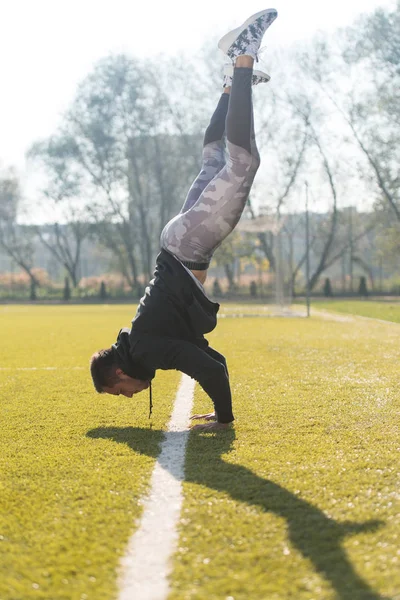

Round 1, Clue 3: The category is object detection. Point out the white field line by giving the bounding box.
[118,373,195,600]
[311,308,400,326]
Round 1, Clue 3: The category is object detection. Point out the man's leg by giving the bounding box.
[161,9,277,270]
[181,67,266,216]
[161,62,258,269]
[179,92,229,214]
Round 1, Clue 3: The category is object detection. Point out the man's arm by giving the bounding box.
[189,345,230,427]
[161,340,234,424]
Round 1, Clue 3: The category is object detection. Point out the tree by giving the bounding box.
[28,138,92,288]
[358,276,368,297]
[250,280,258,298]
[304,6,400,222]
[323,278,333,297]
[12,25,400,295]
[0,168,40,291]
[281,37,381,293]
[248,76,311,272]
[375,220,400,271]
[211,232,255,291]
[99,280,107,300]
[30,55,206,289]
[212,278,222,297]
[63,277,71,301]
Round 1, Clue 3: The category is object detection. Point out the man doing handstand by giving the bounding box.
[90,9,278,431]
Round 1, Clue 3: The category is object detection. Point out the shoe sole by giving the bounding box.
[218,8,278,55]
[224,64,271,82]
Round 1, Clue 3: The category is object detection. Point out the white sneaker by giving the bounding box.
[223,63,270,87]
[218,9,278,61]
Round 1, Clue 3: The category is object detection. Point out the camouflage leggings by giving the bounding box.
[160,67,260,270]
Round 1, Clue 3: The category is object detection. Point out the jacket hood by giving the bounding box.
[112,328,155,381]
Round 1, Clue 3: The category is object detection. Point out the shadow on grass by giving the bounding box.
[87,426,387,600]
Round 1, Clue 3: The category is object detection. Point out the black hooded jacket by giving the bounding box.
[112,249,234,423]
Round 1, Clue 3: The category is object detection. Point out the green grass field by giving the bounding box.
[1,304,399,599]
[302,299,400,324]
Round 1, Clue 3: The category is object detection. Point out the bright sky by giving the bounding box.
[0,0,395,176]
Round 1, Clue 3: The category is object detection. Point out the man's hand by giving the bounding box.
[190,421,231,431]
[190,412,217,422]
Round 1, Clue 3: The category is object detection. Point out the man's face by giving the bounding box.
[103,369,150,398]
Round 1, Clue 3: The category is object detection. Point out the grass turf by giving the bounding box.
[170,316,400,600]
[0,305,180,600]
[299,299,400,324]
[1,305,399,599]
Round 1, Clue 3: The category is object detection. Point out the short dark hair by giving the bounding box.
[90,347,120,393]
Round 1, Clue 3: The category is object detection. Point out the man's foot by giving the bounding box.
[218,8,278,61]
[223,63,270,87]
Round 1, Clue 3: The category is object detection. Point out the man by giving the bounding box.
[90,9,278,431]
